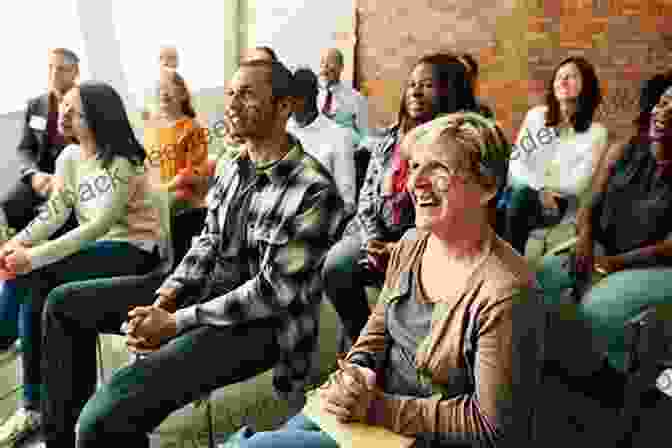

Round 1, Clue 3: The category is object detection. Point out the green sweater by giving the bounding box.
[16,145,162,270]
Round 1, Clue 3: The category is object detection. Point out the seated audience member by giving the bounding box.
[139,45,179,121]
[0,81,163,446]
[503,56,608,254]
[323,52,479,346]
[637,68,672,134]
[0,48,80,244]
[318,48,369,141]
[288,67,358,216]
[143,70,208,202]
[537,83,672,409]
[222,112,542,448]
[0,47,80,363]
[458,52,495,119]
[74,60,345,447]
[243,45,279,63]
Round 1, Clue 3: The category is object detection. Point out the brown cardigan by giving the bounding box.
[346,228,544,446]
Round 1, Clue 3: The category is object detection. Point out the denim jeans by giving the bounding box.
[0,241,157,408]
[231,413,338,448]
[537,254,672,373]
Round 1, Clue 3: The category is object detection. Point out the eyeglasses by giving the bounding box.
[408,161,471,192]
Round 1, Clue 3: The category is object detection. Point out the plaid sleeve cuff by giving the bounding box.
[174,305,198,334]
[158,278,185,297]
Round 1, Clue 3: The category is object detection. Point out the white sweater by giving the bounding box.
[509,105,608,198]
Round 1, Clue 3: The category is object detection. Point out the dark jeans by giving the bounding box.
[503,184,566,254]
[0,217,77,352]
[41,272,165,447]
[75,317,281,448]
[8,241,158,409]
[322,235,381,344]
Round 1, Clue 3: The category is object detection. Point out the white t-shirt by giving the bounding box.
[509,105,608,197]
[287,114,357,210]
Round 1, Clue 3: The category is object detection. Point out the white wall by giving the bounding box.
[253,0,356,86]
[110,0,228,109]
[0,1,90,115]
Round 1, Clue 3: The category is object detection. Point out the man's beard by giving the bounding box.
[231,104,278,140]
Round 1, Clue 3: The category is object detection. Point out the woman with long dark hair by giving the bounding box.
[322,53,479,347]
[0,81,163,445]
[503,56,608,254]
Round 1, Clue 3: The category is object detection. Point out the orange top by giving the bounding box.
[143,117,208,188]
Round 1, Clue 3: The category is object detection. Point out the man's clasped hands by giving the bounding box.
[123,287,179,353]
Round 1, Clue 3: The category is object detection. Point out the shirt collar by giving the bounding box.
[321,80,341,92]
[231,134,306,186]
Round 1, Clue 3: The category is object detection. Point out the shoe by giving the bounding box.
[0,408,42,447]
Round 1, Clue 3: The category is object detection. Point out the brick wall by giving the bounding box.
[356,0,672,142]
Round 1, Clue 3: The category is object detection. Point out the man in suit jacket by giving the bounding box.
[1,48,79,239]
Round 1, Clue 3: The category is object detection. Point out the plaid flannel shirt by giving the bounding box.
[166,136,345,400]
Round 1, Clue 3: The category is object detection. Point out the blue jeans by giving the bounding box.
[232,413,338,448]
[0,241,158,408]
[537,254,672,372]
[0,281,20,350]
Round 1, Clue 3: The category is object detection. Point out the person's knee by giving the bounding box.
[322,241,359,286]
[75,392,116,443]
[43,285,71,320]
[536,255,569,291]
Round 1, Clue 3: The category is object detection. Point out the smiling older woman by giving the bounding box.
[221,113,544,448]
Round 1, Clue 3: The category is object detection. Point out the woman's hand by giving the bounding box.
[593,255,625,275]
[540,189,562,210]
[320,360,377,423]
[169,159,216,207]
[574,233,593,275]
[4,245,32,275]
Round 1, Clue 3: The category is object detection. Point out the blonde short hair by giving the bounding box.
[402,112,511,192]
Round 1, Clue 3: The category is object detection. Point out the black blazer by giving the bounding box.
[16,93,68,183]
